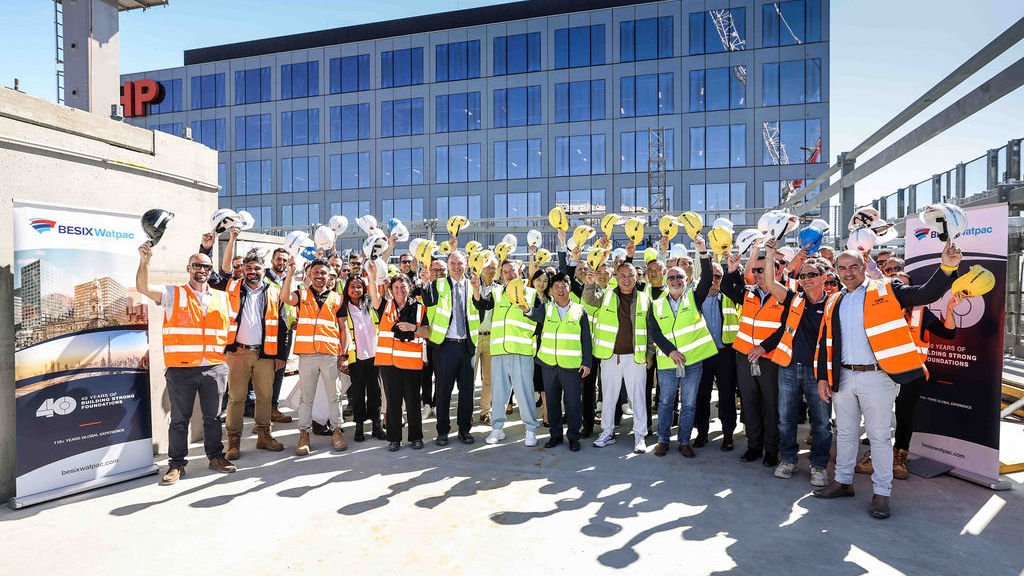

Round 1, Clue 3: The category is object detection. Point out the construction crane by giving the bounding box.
[770,1,804,45]
[710,9,747,83]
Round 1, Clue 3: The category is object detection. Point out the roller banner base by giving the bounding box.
[8,464,159,509]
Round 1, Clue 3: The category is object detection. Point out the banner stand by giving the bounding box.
[948,466,1011,491]
[9,465,158,509]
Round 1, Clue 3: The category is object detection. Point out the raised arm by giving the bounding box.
[763,238,792,304]
[135,242,164,303]
[280,258,299,306]
[221,227,239,275]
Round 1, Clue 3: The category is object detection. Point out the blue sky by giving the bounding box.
[1,0,1021,204]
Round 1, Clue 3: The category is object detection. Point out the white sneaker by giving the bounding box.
[774,461,798,479]
[421,405,432,420]
[524,430,537,447]
[485,430,505,445]
[633,435,646,454]
[810,467,829,487]
[623,405,634,416]
[593,432,616,448]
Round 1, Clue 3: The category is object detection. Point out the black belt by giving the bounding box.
[841,363,879,372]
[478,332,491,336]
[235,344,262,352]
[444,337,468,344]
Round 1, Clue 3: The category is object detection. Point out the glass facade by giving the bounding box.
[128,0,828,231]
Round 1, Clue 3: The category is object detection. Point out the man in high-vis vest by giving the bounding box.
[472,259,541,447]
[136,243,236,485]
[695,261,739,452]
[281,257,349,456]
[583,262,651,454]
[265,247,296,423]
[557,230,600,439]
[473,257,501,425]
[812,245,961,520]
[421,247,479,446]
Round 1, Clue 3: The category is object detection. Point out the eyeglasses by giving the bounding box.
[667,275,685,281]
[884,265,904,274]
[751,267,764,274]
[400,260,413,265]
[798,272,821,280]
[824,280,839,287]
[190,262,213,271]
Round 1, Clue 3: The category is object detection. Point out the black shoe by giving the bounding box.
[371,421,387,440]
[721,435,735,452]
[457,432,475,445]
[311,421,333,436]
[354,429,366,442]
[740,448,762,462]
[569,439,581,452]
[411,439,424,450]
[435,435,449,446]
[544,437,563,449]
[762,453,780,467]
[387,441,400,452]
[692,434,708,448]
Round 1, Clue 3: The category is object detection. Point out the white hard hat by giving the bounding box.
[846,228,877,254]
[711,217,735,233]
[284,230,309,256]
[502,233,518,252]
[735,229,767,255]
[356,214,378,235]
[611,247,627,261]
[391,222,410,242]
[848,206,881,232]
[809,218,830,234]
[235,210,255,231]
[778,246,797,263]
[211,208,241,234]
[328,214,349,235]
[871,219,899,245]
[758,210,783,234]
[669,243,688,260]
[919,203,968,243]
[527,229,542,248]
[768,212,799,240]
[362,234,388,260]
[313,225,336,250]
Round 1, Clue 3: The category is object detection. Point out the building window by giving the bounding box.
[329,54,370,93]
[555,189,606,215]
[281,203,320,227]
[234,160,272,196]
[234,114,272,150]
[381,198,425,222]
[436,40,481,82]
[380,47,424,88]
[493,32,541,75]
[218,163,227,197]
[689,67,746,112]
[190,73,225,109]
[620,16,673,62]
[493,86,541,127]
[762,59,822,106]
[555,79,605,122]
[330,152,371,190]
[281,156,321,193]
[555,135,606,176]
[281,61,319,99]
[381,148,425,186]
[494,192,541,226]
[689,124,746,169]
[494,139,541,180]
[190,118,226,151]
[330,103,370,141]
[621,186,674,214]
[763,0,822,47]
[620,73,673,117]
[435,144,481,183]
[281,108,320,146]
[234,67,271,105]
[620,130,674,173]
[381,98,424,137]
[239,205,272,228]
[554,24,605,68]
[688,9,747,55]
[762,119,822,165]
[436,195,481,221]
[330,201,371,225]
[152,122,182,136]
[689,183,747,224]
[436,92,481,133]
[150,79,182,114]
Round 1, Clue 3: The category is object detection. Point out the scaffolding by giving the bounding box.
[54,1,65,105]
[647,127,668,221]
[710,9,747,83]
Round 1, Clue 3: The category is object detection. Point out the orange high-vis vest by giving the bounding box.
[907,307,931,361]
[293,288,343,356]
[225,278,281,355]
[733,288,785,361]
[772,293,806,368]
[162,285,230,367]
[816,278,926,387]
[375,299,426,370]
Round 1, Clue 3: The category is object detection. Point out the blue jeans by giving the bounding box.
[657,364,703,444]
[778,364,832,468]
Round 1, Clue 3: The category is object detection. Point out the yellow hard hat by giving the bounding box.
[494,241,513,263]
[534,248,552,266]
[464,240,483,255]
[437,241,454,256]
[548,206,569,232]
[447,215,469,237]
[505,278,527,307]
[601,213,623,238]
[469,250,489,275]
[659,215,678,240]
[412,239,436,266]
[586,247,608,271]
[624,217,645,244]
[387,265,398,277]
[951,265,996,297]
[643,247,659,263]
[678,212,703,240]
[707,226,734,256]
[572,224,596,248]
[594,236,612,251]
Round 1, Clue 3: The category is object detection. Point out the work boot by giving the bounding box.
[255,426,283,452]
[208,456,237,474]
[271,407,293,424]
[869,495,891,519]
[295,430,311,456]
[371,420,387,440]
[653,442,669,457]
[812,481,855,499]
[893,449,910,480]
[332,428,348,451]
[855,451,874,474]
[225,432,241,460]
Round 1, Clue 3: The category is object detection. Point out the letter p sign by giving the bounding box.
[120,79,165,117]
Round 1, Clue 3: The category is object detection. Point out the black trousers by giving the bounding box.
[167,365,227,468]
[894,376,926,451]
[381,365,424,442]
[271,363,285,407]
[542,364,583,442]
[695,348,738,437]
[581,359,599,433]
[348,357,381,425]
[434,339,475,436]
[420,345,435,407]
[734,352,780,456]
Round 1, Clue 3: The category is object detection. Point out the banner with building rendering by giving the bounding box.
[903,203,1007,483]
[11,201,156,508]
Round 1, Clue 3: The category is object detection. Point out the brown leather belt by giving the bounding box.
[236,344,262,352]
[841,363,879,372]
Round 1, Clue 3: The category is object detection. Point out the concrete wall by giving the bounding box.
[0,87,219,500]
[64,0,122,115]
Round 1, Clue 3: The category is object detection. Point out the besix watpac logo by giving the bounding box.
[913,226,993,241]
[29,216,135,241]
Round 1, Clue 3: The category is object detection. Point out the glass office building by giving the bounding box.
[123,0,829,245]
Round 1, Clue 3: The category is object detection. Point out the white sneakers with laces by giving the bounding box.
[524,430,537,447]
[593,432,616,447]
[485,430,505,445]
[810,467,829,487]
[633,435,646,454]
[774,461,799,479]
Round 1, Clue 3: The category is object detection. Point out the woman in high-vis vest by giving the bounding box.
[530,269,553,426]
[368,264,428,452]
[812,245,961,520]
[339,275,386,443]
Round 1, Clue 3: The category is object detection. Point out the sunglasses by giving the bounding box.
[825,280,839,287]
[232,263,243,269]
[885,265,903,273]
[667,275,685,281]
[798,272,821,280]
[190,262,213,271]
[400,260,413,265]
[751,267,764,274]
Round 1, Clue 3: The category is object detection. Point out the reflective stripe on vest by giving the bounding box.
[374,299,425,370]
[772,293,805,368]
[293,289,342,356]
[651,291,718,369]
[536,301,585,369]
[721,294,740,345]
[908,307,930,361]
[490,285,538,356]
[591,289,649,363]
[225,279,281,356]
[427,278,479,347]
[163,285,230,367]
[732,288,785,360]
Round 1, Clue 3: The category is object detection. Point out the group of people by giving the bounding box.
[136,213,964,520]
